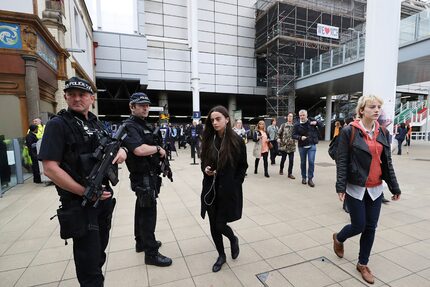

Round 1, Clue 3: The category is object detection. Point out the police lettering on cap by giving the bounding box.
[130,92,151,105]
[64,77,94,94]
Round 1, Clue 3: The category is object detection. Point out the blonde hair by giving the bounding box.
[257,120,266,131]
[355,95,384,118]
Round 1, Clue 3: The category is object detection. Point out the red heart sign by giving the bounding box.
[324,27,330,35]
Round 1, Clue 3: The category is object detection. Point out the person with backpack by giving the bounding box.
[332,95,401,285]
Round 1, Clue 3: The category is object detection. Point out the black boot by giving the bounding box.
[254,158,259,174]
[145,252,172,267]
[212,254,226,272]
[231,236,240,259]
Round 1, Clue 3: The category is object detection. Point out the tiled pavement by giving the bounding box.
[0,140,430,287]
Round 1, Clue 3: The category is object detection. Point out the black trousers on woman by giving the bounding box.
[254,152,269,176]
[207,205,235,256]
[279,151,294,175]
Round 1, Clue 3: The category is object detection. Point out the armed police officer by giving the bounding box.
[122,92,173,267]
[39,77,127,286]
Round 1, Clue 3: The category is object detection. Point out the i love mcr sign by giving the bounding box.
[317,23,339,40]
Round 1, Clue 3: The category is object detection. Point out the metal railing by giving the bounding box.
[299,9,430,78]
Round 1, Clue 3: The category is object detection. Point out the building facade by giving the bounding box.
[93,0,266,122]
[0,0,96,138]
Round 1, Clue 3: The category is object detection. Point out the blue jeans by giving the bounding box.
[298,145,316,180]
[337,192,383,265]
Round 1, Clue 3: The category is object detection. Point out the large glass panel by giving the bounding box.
[400,14,416,44]
[17,137,32,182]
[302,59,310,76]
[321,53,331,70]
[332,46,343,66]
[0,138,16,195]
[417,11,430,40]
[359,36,366,58]
[311,57,320,74]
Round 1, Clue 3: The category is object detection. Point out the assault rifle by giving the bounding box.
[153,127,173,182]
[82,125,127,207]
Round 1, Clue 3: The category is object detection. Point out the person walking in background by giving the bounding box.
[395,123,407,155]
[200,106,248,272]
[253,120,270,177]
[278,112,296,178]
[25,125,41,184]
[267,118,279,165]
[292,109,322,187]
[333,95,401,285]
[233,119,247,143]
[405,123,412,147]
[32,117,45,139]
[188,121,201,158]
[333,121,342,139]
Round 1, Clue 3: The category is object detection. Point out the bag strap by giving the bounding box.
[349,126,356,148]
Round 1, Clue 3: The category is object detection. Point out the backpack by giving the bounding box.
[328,127,355,160]
[328,125,387,160]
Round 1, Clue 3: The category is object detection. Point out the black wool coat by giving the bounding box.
[200,137,248,223]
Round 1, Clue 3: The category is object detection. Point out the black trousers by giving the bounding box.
[279,151,294,175]
[72,198,115,287]
[269,140,278,164]
[134,199,158,256]
[255,152,269,175]
[30,155,41,183]
[207,205,235,256]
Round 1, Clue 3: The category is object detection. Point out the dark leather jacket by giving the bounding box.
[292,118,322,147]
[336,125,401,195]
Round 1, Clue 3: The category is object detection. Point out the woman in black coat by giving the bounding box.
[200,105,248,272]
[333,95,401,284]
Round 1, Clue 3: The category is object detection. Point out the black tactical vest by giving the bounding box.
[55,109,108,199]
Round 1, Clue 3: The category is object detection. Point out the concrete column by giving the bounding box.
[22,55,40,123]
[363,0,402,134]
[228,95,237,120]
[288,91,295,113]
[325,95,332,141]
[190,0,200,120]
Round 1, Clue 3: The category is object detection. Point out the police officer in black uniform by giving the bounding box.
[39,76,127,286]
[122,92,172,267]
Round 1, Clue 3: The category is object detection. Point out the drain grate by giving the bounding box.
[256,257,370,287]
[315,162,336,167]
[413,158,430,161]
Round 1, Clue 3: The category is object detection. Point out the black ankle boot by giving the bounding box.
[231,236,240,259]
[212,255,226,272]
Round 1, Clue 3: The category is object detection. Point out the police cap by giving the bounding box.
[130,92,151,105]
[64,77,94,94]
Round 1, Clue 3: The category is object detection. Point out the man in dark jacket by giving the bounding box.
[25,124,41,183]
[292,109,322,187]
[395,123,408,155]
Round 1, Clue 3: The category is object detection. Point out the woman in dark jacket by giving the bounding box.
[333,95,401,285]
[200,105,248,272]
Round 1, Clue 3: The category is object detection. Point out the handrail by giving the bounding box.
[298,9,430,78]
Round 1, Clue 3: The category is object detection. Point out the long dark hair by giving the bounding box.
[201,106,241,171]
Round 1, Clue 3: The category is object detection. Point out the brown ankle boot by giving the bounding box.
[356,263,375,284]
[332,233,344,258]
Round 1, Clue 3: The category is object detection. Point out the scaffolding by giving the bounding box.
[255,0,430,117]
[255,0,366,117]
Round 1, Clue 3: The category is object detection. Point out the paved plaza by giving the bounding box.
[0,141,430,287]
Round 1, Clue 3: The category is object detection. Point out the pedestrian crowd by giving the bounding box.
[19,77,405,286]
